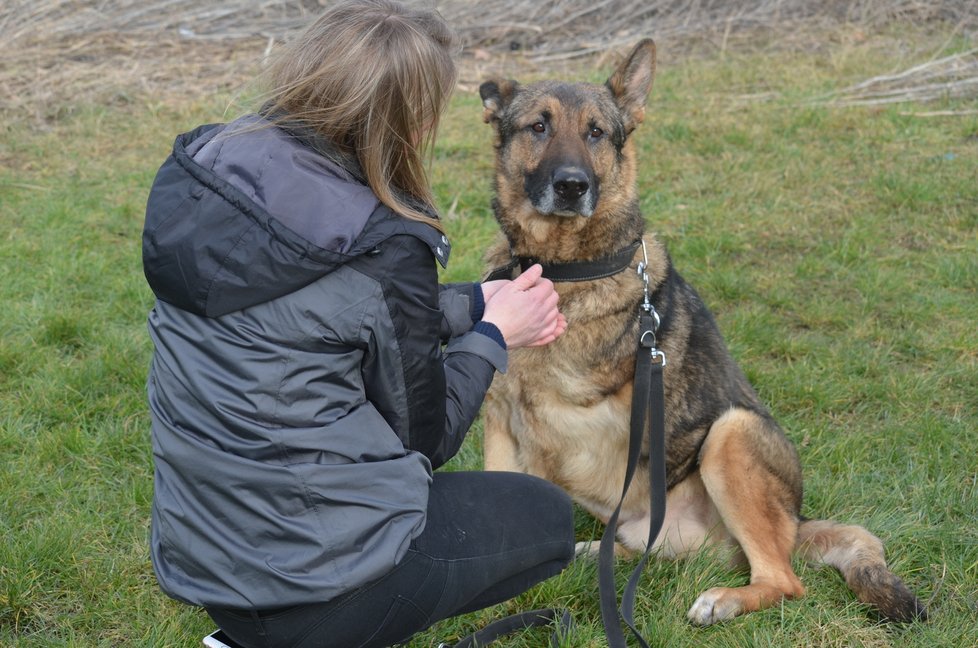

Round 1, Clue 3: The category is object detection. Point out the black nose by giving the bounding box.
[553,168,589,201]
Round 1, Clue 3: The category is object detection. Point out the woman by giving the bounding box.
[142,1,575,647]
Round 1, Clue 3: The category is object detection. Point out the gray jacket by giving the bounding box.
[142,116,506,609]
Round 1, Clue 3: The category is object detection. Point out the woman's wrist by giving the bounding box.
[472,320,506,350]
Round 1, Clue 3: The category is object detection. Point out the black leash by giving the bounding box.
[458,240,667,647]
[441,608,574,648]
[598,270,668,646]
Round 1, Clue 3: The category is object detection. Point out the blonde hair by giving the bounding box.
[260,0,459,231]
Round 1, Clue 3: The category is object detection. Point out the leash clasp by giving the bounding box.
[639,326,666,366]
[637,240,666,366]
[636,239,653,313]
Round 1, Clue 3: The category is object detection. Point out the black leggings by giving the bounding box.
[206,471,576,648]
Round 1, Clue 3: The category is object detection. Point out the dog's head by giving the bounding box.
[480,39,656,229]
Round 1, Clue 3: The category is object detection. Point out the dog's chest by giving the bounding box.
[488,313,636,465]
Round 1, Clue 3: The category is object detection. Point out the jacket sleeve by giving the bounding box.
[438,282,485,341]
[357,235,506,470]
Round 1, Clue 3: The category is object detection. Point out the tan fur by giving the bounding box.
[479,39,926,625]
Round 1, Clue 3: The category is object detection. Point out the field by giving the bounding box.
[1,8,977,648]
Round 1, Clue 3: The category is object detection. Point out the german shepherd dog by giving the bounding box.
[478,39,926,625]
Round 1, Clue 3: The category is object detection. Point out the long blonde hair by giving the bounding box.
[260,0,458,231]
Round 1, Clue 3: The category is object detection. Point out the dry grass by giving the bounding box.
[2,1,977,124]
[821,46,978,106]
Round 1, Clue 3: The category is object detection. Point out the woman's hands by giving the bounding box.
[481,264,567,349]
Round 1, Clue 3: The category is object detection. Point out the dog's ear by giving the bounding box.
[479,79,519,125]
[606,39,656,132]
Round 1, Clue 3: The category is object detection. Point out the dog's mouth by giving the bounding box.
[532,194,597,219]
[551,208,587,217]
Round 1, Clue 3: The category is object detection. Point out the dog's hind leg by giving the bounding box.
[688,408,806,625]
[796,519,926,622]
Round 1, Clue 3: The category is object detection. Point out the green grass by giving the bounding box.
[2,26,977,647]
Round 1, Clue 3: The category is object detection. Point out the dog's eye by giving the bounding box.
[531,121,546,134]
[589,127,604,139]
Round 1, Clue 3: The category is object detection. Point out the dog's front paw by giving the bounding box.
[573,540,635,560]
[686,588,743,626]
[574,540,599,559]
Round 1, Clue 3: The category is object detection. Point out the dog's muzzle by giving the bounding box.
[529,165,597,217]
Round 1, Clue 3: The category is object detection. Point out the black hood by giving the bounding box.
[142,118,449,317]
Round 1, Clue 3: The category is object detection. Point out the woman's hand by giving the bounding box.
[481,264,567,349]
[479,279,508,304]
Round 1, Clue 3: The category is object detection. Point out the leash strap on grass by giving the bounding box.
[443,607,573,648]
[599,307,668,647]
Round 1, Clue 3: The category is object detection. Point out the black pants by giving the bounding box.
[206,471,575,648]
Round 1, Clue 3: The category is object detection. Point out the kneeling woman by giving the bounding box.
[141,2,574,647]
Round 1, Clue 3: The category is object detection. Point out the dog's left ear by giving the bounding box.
[606,39,656,133]
[480,79,519,125]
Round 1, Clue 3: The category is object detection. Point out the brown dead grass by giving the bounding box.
[1,1,976,125]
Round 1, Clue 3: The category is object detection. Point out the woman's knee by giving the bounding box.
[426,471,574,554]
[531,476,575,545]
[491,472,575,560]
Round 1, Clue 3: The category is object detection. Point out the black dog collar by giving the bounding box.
[484,240,642,283]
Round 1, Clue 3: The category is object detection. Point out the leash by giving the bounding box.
[461,239,667,647]
[440,608,573,648]
[598,240,668,647]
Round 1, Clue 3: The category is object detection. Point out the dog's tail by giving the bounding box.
[796,519,927,622]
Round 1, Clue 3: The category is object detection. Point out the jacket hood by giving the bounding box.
[142,117,450,317]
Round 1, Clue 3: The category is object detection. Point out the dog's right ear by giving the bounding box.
[479,79,519,124]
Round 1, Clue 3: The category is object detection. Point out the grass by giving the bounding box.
[2,25,977,648]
